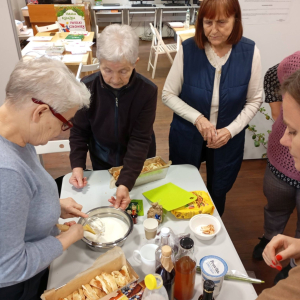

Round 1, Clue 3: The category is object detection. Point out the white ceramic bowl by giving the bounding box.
[189,214,221,240]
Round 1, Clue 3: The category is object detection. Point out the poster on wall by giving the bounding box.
[241,0,293,25]
[55,5,86,32]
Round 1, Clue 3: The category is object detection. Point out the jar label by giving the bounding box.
[200,255,228,277]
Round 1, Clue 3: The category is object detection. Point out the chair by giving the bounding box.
[35,140,70,167]
[35,21,62,33]
[147,23,177,79]
[76,62,100,81]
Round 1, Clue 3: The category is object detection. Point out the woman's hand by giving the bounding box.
[56,224,84,251]
[60,197,88,219]
[207,128,231,149]
[108,185,131,210]
[263,234,300,270]
[269,102,282,121]
[64,221,76,227]
[195,116,217,145]
[69,167,87,189]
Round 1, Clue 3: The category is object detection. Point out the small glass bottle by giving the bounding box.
[198,280,215,300]
[185,8,190,29]
[155,227,172,268]
[131,205,138,224]
[155,245,176,300]
[174,237,196,300]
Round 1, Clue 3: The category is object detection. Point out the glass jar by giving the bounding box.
[174,237,196,300]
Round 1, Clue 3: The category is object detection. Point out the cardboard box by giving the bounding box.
[41,247,139,300]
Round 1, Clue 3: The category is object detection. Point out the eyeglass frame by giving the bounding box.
[31,98,73,131]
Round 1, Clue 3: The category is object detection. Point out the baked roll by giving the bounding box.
[82,284,99,300]
[90,278,103,290]
[95,275,112,294]
[111,271,128,287]
[102,273,118,292]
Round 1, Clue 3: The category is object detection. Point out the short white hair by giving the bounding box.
[5,56,91,113]
[97,24,139,65]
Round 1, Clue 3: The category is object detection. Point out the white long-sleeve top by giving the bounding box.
[162,43,263,138]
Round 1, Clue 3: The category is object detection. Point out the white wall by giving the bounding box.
[10,0,25,21]
[241,0,300,159]
[0,1,21,105]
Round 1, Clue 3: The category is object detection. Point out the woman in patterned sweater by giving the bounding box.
[253,52,300,284]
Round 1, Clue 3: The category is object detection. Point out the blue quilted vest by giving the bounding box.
[169,37,255,195]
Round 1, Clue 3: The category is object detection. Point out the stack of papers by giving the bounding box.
[68,31,89,36]
[71,48,91,54]
[65,43,92,54]
[63,40,94,47]
[19,29,33,37]
[29,42,54,50]
[23,50,46,56]
[45,46,65,56]
[27,36,53,42]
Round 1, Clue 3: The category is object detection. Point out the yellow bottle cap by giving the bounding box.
[145,274,157,290]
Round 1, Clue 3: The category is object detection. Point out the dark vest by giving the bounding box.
[169,37,255,195]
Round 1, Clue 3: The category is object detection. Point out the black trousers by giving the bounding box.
[0,268,49,300]
[201,142,227,217]
[170,139,227,216]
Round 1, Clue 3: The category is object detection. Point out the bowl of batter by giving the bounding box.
[78,206,134,251]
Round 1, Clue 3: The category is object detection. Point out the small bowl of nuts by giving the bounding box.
[189,214,221,241]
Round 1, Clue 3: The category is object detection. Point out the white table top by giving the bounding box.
[49,165,257,300]
[156,4,200,8]
[91,4,200,9]
[92,5,128,9]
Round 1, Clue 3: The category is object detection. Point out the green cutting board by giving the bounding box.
[142,182,197,211]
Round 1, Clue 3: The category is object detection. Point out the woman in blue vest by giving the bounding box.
[162,0,263,216]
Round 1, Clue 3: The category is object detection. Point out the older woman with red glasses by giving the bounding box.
[162,0,263,216]
[0,57,90,300]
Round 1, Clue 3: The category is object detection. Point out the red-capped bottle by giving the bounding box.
[131,204,138,224]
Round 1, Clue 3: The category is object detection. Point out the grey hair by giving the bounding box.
[97,24,139,65]
[5,56,91,113]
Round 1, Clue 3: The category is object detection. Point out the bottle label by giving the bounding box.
[199,256,228,297]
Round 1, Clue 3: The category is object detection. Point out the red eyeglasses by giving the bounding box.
[32,98,73,131]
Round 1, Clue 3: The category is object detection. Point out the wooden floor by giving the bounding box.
[44,39,298,296]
